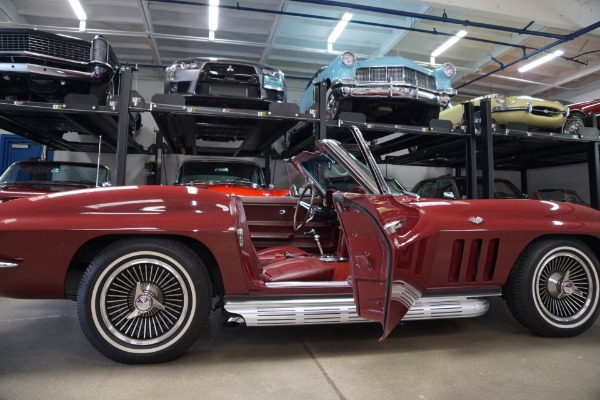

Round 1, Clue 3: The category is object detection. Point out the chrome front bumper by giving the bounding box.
[340,84,456,105]
[0,63,96,80]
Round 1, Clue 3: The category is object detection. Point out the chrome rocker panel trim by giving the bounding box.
[225,295,490,326]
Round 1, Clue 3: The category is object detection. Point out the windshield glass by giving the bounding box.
[297,142,380,194]
[0,162,109,185]
[175,161,265,186]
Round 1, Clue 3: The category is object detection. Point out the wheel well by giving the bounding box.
[569,110,586,119]
[64,234,224,300]
[523,234,600,261]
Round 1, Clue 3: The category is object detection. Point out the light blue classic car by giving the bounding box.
[296,51,457,126]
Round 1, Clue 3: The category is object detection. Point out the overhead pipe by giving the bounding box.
[148,0,541,57]
[289,0,567,40]
[456,19,600,89]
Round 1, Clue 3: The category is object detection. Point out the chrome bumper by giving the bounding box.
[0,261,19,269]
[341,84,455,104]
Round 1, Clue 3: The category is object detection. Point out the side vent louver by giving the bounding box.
[447,238,500,283]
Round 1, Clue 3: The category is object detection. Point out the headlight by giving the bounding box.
[495,94,506,105]
[262,68,284,79]
[175,61,199,70]
[442,62,456,78]
[341,51,356,67]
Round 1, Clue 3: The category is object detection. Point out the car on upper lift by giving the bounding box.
[174,157,289,197]
[296,51,457,125]
[439,94,568,134]
[0,160,111,203]
[164,58,286,109]
[562,97,600,135]
[0,28,120,105]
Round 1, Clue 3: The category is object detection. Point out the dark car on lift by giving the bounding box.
[0,28,120,105]
[412,175,526,199]
[164,57,286,109]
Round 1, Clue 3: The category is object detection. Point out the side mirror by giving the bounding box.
[443,191,455,199]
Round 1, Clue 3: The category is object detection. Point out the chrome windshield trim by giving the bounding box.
[0,261,19,268]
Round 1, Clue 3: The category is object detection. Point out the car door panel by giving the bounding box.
[334,193,424,339]
[241,196,338,253]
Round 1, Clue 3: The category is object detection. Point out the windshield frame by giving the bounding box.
[291,126,390,196]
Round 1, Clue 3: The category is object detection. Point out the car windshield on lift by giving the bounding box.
[175,161,266,186]
[0,162,109,186]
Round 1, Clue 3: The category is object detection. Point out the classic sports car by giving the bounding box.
[0,127,599,365]
[296,51,457,125]
[412,176,526,199]
[164,57,286,108]
[0,160,111,202]
[0,29,120,105]
[439,94,568,134]
[174,157,289,197]
[562,97,600,135]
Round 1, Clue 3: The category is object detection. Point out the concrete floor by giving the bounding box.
[1,296,599,400]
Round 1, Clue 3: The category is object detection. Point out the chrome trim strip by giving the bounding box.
[265,281,351,288]
[0,63,94,79]
[225,295,491,326]
[0,261,19,268]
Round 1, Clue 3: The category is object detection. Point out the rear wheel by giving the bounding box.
[504,238,600,337]
[77,237,212,363]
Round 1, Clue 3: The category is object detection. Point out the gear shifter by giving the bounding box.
[305,229,324,256]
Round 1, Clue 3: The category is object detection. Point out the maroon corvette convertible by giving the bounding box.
[0,127,599,364]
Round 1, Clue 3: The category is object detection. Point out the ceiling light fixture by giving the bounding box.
[518,50,564,73]
[68,0,87,31]
[209,0,219,32]
[430,30,467,64]
[327,11,352,53]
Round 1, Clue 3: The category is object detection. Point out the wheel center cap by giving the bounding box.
[562,280,575,296]
[135,293,153,312]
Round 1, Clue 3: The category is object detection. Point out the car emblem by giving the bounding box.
[468,216,485,225]
[227,65,234,72]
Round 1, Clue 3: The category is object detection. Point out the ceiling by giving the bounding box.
[1,0,600,103]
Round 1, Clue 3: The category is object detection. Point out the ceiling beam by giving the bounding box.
[0,0,28,24]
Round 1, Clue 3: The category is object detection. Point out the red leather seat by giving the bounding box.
[256,246,308,266]
[261,257,334,282]
[233,196,333,283]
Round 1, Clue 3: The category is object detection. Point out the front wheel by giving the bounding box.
[77,237,212,363]
[562,114,585,135]
[504,238,600,337]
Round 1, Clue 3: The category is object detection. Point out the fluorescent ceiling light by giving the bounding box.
[209,31,215,41]
[327,11,352,45]
[79,20,86,32]
[431,30,467,58]
[518,50,564,73]
[209,0,219,32]
[68,0,87,21]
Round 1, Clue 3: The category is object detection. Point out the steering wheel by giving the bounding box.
[294,183,317,231]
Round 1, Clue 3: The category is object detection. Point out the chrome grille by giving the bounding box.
[356,66,437,91]
[0,33,90,62]
[531,106,564,117]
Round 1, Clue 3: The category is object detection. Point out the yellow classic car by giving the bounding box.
[439,94,568,133]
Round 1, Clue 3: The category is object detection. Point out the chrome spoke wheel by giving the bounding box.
[534,248,593,324]
[78,238,212,363]
[101,257,188,345]
[505,239,600,337]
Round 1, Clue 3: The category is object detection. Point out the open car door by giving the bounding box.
[334,126,424,339]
